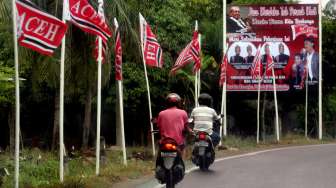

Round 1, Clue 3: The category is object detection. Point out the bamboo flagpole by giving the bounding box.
[95,32,103,175]
[220,0,228,146]
[197,32,201,102]
[305,66,308,138]
[257,71,263,143]
[194,20,199,107]
[11,0,20,187]
[271,67,280,142]
[114,18,127,166]
[318,0,323,140]
[139,13,156,157]
[255,45,262,144]
[59,0,70,182]
[95,0,104,175]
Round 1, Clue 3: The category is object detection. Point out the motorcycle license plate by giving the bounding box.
[161,152,177,157]
[196,141,209,147]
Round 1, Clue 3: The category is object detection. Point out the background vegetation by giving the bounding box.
[0,0,336,186]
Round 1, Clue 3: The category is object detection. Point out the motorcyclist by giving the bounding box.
[156,93,192,153]
[190,93,221,147]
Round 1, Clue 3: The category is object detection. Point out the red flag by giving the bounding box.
[291,24,318,40]
[93,37,107,63]
[92,0,108,63]
[265,54,274,76]
[68,0,112,41]
[219,53,228,86]
[15,0,67,56]
[114,18,122,81]
[250,45,262,79]
[139,13,163,68]
[171,31,201,74]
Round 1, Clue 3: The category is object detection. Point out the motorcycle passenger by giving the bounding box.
[190,93,221,147]
[157,93,192,153]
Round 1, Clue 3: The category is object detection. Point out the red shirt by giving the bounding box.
[157,107,188,145]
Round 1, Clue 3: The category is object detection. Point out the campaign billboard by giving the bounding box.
[226,4,320,91]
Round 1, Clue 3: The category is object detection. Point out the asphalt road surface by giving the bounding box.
[173,144,336,188]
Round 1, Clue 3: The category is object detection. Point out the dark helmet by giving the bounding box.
[198,93,213,107]
[166,93,181,107]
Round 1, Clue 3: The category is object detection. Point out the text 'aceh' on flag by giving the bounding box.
[16,0,68,56]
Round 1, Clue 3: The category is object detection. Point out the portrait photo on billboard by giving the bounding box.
[225,4,320,91]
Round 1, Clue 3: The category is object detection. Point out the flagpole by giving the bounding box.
[197,32,201,101]
[272,68,280,142]
[257,76,262,144]
[95,35,102,175]
[305,67,308,139]
[139,13,156,157]
[58,0,68,182]
[220,0,227,146]
[318,0,323,140]
[117,80,127,165]
[195,20,199,107]
[114,18,127,166]
[11,1,20,187]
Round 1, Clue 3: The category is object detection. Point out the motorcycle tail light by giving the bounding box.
[199,133,206,140]
[162,143,177,151]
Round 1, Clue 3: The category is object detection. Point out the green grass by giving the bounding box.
[0,134,334,188]
[0,147,154,188]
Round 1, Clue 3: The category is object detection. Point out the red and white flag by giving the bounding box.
[171,31,200,74]
[15,0,67,56]
[219,52,228,86]
[139,13,163,68]
[291,24,318,40]
[92,0,108,62]
[68,0,112,41]
[265,54,274,76]
[250,45,262,79]
[114,18,122,81]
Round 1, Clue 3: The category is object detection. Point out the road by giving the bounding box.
[173,144,336,188]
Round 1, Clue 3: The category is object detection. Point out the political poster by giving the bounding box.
[226,4,319,91]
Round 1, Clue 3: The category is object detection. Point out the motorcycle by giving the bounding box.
[151,127,185,188]
[191,131,215,171]
[190,115,223,171]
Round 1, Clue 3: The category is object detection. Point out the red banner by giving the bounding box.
[140,13,163,68]
[171,31,200,74]
[226,4,319,91]
[16,0,67,56]
[69,0,112,41]
[114,19,122,81]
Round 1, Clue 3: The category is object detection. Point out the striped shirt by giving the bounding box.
[191,106,219,135]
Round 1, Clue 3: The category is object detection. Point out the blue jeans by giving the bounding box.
[210,131,220,147]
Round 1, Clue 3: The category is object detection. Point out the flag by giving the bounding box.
[291,24,318,40]
[114,18,122,81]
[139,13,163,68]
[15,0,68,56]
[250,45,262,79]
[68,0,112,41]
[265,54,274,76]
[92,0,108,62]
[219,53,228,86]
[171,31,200,74]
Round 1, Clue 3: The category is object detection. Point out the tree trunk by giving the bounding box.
[8,105,15,154]
[261,92,267,142]
[82,89,92,149]
[51,92,60,150]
